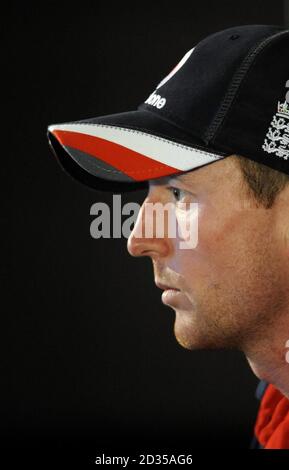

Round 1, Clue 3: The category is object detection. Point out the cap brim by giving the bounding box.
[47,108,228,192]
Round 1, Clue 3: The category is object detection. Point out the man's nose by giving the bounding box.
[127,198,172,259]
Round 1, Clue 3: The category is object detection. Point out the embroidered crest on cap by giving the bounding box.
[262,82,289,161]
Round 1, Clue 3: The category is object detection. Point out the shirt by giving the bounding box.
[251,380,289,449]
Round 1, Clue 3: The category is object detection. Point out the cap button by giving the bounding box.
[229,34,240,40]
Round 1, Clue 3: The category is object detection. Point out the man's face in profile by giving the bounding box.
[127,155,289,352]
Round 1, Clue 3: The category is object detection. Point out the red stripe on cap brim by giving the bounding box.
[51,129,181,181]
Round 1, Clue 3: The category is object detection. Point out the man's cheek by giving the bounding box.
[188,204,217,251]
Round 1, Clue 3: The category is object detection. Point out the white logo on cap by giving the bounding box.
[262,80,289,161]
[143,46,195,110]
[144,90,166,109]
[156,46,195,90]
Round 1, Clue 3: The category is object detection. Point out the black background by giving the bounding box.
[5,0,288,464]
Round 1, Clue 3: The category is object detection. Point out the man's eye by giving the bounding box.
[168,187,186,202]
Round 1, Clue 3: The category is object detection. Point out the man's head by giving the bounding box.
[127,155,289,352]
[47,24,289,352]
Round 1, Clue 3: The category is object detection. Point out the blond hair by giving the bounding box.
[235,155,289,209]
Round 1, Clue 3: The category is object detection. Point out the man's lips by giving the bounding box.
[155,281,180,291]
[155,280,189,308]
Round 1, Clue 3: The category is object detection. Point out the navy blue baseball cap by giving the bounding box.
[47,24,289,192]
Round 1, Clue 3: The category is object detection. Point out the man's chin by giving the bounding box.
[174,326,222,350]
[173,312,230,350]
[173,313,203,350]
[174,332,196,350]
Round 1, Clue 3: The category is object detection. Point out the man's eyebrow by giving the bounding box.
[149,172,197,187]
[168,172,196,185]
